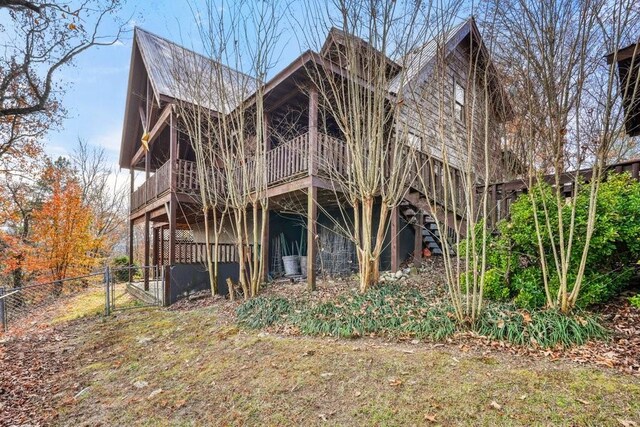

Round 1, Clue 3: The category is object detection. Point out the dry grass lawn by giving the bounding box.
[51,303,640,426]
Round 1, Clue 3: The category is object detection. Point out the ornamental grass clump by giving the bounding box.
[475,304,607,348]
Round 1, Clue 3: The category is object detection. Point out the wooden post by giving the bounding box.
[144,212,150,290]
[307,186,318,291]
[169,195,177,267]
[308,87,318,176]
[490,184,497,227]
[128,168,135,283]
[413,211,423,266]
[261,210,270,283]
[170,112,178,192]
[169,112,177,269]
[390,206,400,272]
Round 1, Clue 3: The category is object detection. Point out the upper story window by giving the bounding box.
[454,80,465,123]
[406,132,422,150]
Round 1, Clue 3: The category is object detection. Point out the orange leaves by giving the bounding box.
[26,178,99,282]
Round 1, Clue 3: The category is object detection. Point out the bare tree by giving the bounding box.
[299,0,424,292]
[172,0,283,299]
[484,0,639,312]
[71,138,127,258]
[393,1,512,323]
[0,0,127,163]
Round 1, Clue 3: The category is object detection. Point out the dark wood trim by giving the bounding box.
[169,193,177,266]
[130,104,173,168]
[606,42,640,64]
[128,168,135,282]
[170,113,178,192]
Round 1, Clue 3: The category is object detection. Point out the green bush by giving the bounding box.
[630,294,640,309]
[483,268,511,302]
[471,173,640,309]
[111,256,140,283]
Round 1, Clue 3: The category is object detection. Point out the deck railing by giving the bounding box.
[158,242,257,265]
[173,242,239,264]
[131,159,201,212]
[478,158,640,228]
[130,132,353,212]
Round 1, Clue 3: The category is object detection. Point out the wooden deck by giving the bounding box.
[130,131,348,214]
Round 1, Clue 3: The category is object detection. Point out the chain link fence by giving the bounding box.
[0,266,166,333]
[0,272,105,332]
[105,266,165,314]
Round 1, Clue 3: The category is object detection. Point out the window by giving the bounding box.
[454,80,465,122]
[406,132,422,150]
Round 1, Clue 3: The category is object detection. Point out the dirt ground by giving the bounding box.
[1,282,639,426]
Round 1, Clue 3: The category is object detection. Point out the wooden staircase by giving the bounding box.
[398,199,457,257]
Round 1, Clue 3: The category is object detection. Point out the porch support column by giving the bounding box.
[390,206,400,272]
[308,87,318,176]
[169,112,178,270]
[307,186,317,291]
[261,210,269,283]
[144,212,150,290]
[128,168,134,283]
[143,135,151,289]
[261,110,270,283]
[413,211,423,267]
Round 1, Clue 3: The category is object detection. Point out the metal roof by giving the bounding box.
[135,27,257,113]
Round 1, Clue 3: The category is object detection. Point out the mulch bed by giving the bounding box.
[563,295,640,375]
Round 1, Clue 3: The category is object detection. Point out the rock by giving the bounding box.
[74,387,90,400]
[133,380,149,389]
[137,337,153,345]
[395,270,404,279]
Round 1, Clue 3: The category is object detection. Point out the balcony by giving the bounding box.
[130,131,348,213]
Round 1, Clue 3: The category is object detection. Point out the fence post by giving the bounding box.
[0,287,6,332]
[163,265,171,307]
[104,267,111,316]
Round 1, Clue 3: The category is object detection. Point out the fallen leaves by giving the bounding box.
[0,325,76,426]
[424,413,437,422]
[388,377,403,387]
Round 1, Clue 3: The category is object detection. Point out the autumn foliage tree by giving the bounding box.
[25,169,99,286]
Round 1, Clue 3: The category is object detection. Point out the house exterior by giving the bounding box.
[118,19,513,301]
[607,42,640,137]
